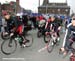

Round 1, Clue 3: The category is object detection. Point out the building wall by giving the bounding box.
[0,0,21,16]
[38,0,70,15]
[38,7,70,15]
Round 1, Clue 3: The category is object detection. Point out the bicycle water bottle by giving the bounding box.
[18,37,22,42]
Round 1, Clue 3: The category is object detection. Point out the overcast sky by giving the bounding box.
[0,0,75,13]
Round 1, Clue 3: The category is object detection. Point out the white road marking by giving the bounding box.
[38,46,47,52]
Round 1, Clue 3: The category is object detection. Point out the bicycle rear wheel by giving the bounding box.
[1,32,10,40]
[23,34,33,47]
[1,38,17,55]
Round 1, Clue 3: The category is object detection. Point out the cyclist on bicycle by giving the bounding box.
[2,10,23,47]
[60,15,75,56]
[45,16,62,43]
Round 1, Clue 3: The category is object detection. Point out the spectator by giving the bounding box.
[0,16,2,32]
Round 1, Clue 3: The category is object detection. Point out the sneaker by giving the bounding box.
[22,44,26,48]
[5,32,8,35]
[15,38,18,41]
[57,37,60,42]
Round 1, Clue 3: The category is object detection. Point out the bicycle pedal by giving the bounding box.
[23,44,26,47]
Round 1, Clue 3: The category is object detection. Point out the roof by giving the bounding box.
[38,5,70,9]
[48,3,67,6]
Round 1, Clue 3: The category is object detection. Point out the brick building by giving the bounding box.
[0,0,21,15]
[38,0,70,15]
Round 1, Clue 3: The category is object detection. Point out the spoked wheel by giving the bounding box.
[23,34,33,47]
[47,38,54,53]
[1,38,17,55]
[1,32,10,40]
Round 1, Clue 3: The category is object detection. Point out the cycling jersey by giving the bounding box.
[46,17,62,32]
[63,23,75,47]
[5,16,23,34]
[62,23,75,53]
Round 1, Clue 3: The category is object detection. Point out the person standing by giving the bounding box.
[0,16,2,32]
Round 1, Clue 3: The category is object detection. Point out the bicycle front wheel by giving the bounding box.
[1,38,17,55]
[47,38,54,53]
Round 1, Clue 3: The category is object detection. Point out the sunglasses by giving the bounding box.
[72,18,75,20]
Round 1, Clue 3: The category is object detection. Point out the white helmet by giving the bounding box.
[16,13,22,18]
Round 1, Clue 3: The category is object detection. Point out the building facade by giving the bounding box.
[38,0,70,15]
[0,0,22,15]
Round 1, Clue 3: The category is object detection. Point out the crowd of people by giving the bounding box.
[0,10,75,57]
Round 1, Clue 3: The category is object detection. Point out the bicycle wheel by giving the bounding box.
[47,38,54,53]
[1,32,10,40]
[24,34,33,47]
[1,38,17,55]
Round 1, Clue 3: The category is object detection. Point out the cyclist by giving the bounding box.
[45,17,51,34]
[2,10,23,47]
[60,15,75,56]
[45,16,62,43]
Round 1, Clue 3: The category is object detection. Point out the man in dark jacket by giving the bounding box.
[2,11,23,46]
[0,16,2,32]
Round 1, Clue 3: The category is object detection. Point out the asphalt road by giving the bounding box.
[0,29,71,61]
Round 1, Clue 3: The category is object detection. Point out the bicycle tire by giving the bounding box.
[47,38,54,53]
[23,34,33,47]
[1,38,17,55]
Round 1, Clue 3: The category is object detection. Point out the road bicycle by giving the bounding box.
[1,31,33,55]
[44,31,60,53]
